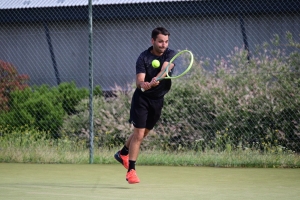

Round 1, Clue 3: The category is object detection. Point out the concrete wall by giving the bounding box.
[0,12,299,90]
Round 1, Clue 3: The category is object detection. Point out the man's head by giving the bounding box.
[151,27,170,40]
[151,27,170,56]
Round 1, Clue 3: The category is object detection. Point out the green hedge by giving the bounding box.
[0,82,97,138]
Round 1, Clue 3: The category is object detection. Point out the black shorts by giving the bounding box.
[129,89,164,130]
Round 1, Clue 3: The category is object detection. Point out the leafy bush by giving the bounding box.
[0,86,65,138]
[0,60,29,112]
[0,82,95,138]
[57,82,90,115]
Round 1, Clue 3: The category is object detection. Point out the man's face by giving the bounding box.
[151,34,169,56]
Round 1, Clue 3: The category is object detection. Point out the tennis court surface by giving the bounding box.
[1,163,299,200]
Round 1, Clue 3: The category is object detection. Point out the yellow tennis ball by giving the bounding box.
[152,59,160,68]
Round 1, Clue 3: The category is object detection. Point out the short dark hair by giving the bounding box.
[151,27,170,40]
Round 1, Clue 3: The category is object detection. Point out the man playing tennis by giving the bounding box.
[114,27,176,184]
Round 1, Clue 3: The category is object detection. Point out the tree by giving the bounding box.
[0,60,29,112]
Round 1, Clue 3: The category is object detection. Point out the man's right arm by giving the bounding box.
[136,73,159,91]
[136,73,151,90]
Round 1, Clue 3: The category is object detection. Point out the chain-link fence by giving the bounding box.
[1,0,300,153]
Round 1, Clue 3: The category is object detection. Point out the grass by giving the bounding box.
[1,142,299,168]
[1,127,299,167]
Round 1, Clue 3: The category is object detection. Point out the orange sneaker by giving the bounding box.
[126,169,140,184]
[114,151,129,169]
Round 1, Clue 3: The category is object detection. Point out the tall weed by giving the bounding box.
[61,84,134,148]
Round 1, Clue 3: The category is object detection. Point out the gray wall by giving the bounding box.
[0,12,299,90]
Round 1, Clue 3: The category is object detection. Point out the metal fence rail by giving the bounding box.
[0,0,299,153]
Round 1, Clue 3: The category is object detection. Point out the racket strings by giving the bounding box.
[171,51,193,78]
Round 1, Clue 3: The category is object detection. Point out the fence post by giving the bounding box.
[88,0,94,164]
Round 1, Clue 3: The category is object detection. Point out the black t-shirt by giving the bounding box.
[136,46,176,99]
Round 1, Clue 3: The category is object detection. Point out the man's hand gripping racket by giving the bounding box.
[141,50,194,92]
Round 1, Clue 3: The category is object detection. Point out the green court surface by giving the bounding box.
[0,163,299,200]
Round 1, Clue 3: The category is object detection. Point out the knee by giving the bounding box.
[133,129,146,141]
[134,133,144,141]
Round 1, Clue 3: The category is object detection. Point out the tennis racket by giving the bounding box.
[141,49,194,92]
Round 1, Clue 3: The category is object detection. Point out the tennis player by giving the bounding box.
[114,27,176,184]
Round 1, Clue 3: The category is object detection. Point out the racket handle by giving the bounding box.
[141,84,152,92]
[140,78,159,92]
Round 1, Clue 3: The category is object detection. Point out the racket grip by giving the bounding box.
[141,82,153,92]
[141,78,160,92]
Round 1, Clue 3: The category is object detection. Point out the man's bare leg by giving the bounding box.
[126,128,150,184]
[125,128,150,155]
[128,128,145,161]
